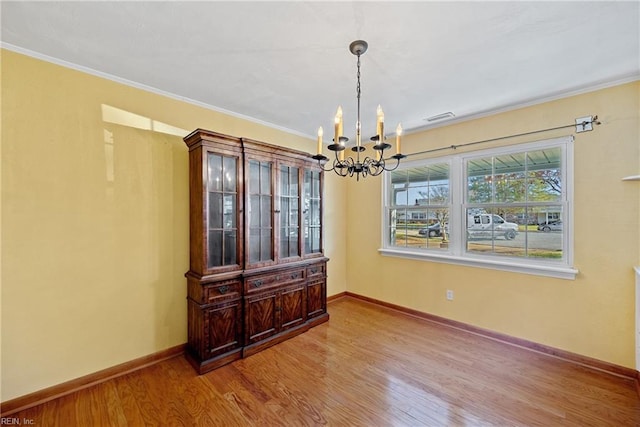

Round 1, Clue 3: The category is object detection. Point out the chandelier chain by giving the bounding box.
[355,53,362,160]
[356,54,361,104]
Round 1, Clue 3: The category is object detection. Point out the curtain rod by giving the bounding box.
[401,115,601,159]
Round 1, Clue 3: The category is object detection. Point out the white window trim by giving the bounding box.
[379,136,577,280]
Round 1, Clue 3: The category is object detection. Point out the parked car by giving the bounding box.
[467,214,518,240]
[418,222,442,237]
[538,220,562,232]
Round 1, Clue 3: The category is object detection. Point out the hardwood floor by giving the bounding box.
[7,297,640,426]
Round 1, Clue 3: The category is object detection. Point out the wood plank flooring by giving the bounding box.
[7,297,640,426]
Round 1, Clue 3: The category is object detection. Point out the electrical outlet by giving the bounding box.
[446,290,454,301]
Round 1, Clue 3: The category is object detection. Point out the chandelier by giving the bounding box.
[312,40,405,180]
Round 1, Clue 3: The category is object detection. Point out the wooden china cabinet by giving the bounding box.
[183,129,329,374]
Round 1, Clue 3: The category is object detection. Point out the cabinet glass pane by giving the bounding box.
[208,230,223,267]
[249,160,260,194]
[281,198,290,227]
[249,229,260,263]
[310,200,320,225]
[208,154,223,192]
[249,195,260,227]
[261,196,272,228]
[280,228,289,258]
[208,193,223,229]
[292,169,299,195]
[311,228,320,253]
[280,228,300,258]
[290,198,299,226]
[304,170,311,200]
[261,228,272,260]
[249,161,260,192]
[312,171,320,197]
[260,163,271,194]
[223,230,237,265]
[223,195,236,228]
[223,156,237,192]
[281,166,290,195]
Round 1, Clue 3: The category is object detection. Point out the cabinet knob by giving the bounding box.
[218,285,229,294]
[253,280,263,288]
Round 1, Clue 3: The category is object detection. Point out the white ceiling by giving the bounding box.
[2,1,639,142]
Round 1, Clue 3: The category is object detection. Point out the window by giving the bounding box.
[381,136,576,279]
[388,163,450,250]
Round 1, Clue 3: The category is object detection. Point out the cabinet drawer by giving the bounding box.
[307,263,326,278]
[204,280,241,304]
[245,268,305,293]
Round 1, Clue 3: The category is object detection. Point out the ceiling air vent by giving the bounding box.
[425,112,455,122]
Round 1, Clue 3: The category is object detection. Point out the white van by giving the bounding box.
[467,214,518,240]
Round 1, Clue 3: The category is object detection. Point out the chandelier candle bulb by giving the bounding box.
[334,106,343,143]
[338,106,343,138]
[317,127,323,155]
[377,105,384,140]
[396,123,403,154]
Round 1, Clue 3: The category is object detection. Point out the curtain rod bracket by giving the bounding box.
[575,115,600,133]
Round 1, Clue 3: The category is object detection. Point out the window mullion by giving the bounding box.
[451,157,463,256]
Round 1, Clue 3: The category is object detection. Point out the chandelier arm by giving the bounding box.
[380,155,405,172]
[311,154,332,172]
[319,161,335,172]
[334,156,352,177]
[370,159,385,177]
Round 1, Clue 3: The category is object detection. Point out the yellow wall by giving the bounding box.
[346,81,640,368]
[2,48,638,402]
[0,50,348,401]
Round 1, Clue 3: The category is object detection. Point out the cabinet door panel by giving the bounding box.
[307,280,326,318]
[206,301,242,357]
[246,292,278,344]
[279,165,301,259]
[281,285,306,330]
[205,151,240,271]
[303,169,323,255]
[247,159,274,265]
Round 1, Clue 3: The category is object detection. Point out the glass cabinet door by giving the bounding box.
[207,152,238,268]
[304,169,322,254]
[248,159,273,264]
[279,166,300,259]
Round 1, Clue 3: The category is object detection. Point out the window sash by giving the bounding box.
[381,136,575,279]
